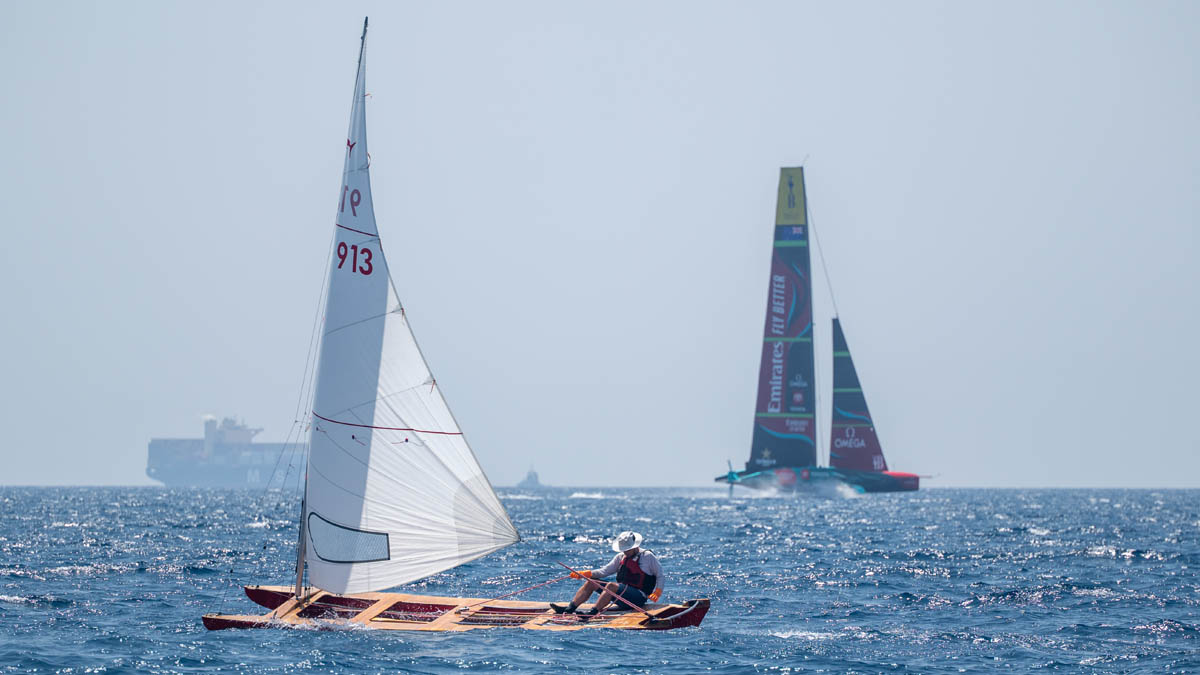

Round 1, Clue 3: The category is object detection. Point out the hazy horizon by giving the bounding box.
[4,483,1199,490]
[2,1,1197,489]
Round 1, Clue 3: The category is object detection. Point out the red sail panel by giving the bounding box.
[746,168,816,471]
[829,318,888,472]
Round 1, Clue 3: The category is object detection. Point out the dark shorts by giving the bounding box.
[603,582,647,608]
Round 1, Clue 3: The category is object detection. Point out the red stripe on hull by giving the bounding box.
[882,471,920,491]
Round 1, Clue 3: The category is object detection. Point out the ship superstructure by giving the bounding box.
[146,416,306,487]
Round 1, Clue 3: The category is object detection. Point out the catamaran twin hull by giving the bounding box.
[718,466,919,493]
[202,585,710,632]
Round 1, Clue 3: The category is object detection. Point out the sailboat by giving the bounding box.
[715,167,919,494]
[202,19,708,632]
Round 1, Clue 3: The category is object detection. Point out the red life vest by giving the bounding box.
[615,550,657,594]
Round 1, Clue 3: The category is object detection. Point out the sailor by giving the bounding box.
[550,531,663,615]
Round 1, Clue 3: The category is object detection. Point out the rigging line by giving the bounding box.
[322,308,395,338]
[283,425,308,494]
[803,172,832,467]
[331,378,444,420]
[813,325,823,468]
[369,226,406,317]
[292,227,336,422]
[242,222,335,602]
[219,411,296,611]
[219,413,302,608]
[224,415,309,612]
[454,574,574,612]
[264,425,294,490]
[264,420,302,494]
[807,190,840,319]
[295,336,323,508]
[273,387,320,492]
[275,351,320,494]
[219,418,299,610]
[554,562,655,619]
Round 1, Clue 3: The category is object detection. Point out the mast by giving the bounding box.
[293,495,307,598]
[358,17,368,63]
[806,184,841,467]
[293,15,369,602]
[804,178,821,467]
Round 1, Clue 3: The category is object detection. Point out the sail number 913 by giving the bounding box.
[337,242,373,275]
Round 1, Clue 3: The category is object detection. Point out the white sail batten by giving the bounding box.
[302,25,519,595]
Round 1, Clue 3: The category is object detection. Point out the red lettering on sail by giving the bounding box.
[335,242,373,276]
[339,186,362,216]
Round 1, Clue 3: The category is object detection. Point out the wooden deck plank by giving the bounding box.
[349,596,400,624]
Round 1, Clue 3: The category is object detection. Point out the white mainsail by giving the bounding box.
[301,21,519,595]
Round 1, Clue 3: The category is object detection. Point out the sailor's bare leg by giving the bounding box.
[569,580,598,607]
[590,582,620,613]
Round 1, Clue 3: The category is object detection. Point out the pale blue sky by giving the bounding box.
[1,1,1196,487]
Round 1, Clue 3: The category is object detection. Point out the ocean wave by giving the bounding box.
[3,486,1198,671]
[246,519,292,529]
[771,629,838,640]
[0,594,36,604]
[0,594,71,607]
[1133,619,1197,635]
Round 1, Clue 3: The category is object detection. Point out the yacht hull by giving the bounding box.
[717,466,919,493]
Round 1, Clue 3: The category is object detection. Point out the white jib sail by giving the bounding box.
[302,25,519,595]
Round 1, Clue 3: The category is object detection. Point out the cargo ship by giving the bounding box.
[146,416,306,488]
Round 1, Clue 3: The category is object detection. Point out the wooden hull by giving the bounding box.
[202,585,709,632]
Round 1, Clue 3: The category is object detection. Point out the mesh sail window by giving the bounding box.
[308,512,390,564]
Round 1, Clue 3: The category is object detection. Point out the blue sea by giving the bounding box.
[1,487,1197,673]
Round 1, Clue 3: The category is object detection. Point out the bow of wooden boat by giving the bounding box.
[201,613,275,630]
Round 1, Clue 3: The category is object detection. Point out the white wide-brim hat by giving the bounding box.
[612,531,643,552]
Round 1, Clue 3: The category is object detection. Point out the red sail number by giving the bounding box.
[340,185,362,216]
[336,242,373,275]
